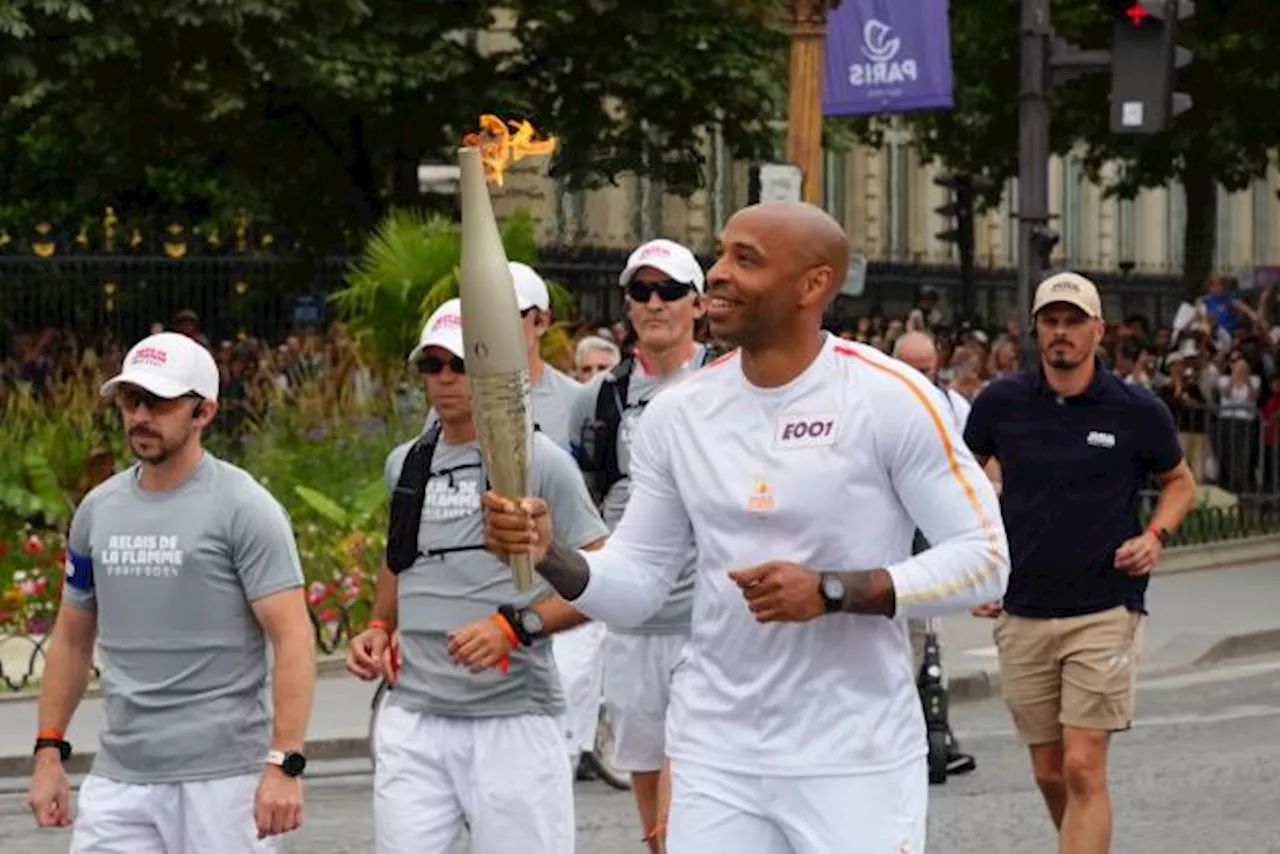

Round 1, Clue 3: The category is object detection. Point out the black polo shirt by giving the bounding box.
[963,361,1183,619]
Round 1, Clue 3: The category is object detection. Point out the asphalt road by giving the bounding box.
[4,655,1280,853]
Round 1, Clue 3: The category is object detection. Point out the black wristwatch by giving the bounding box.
[499,604,544,646]
[266,749,307,777]
[818,573,845,614]
[34,737,72,762]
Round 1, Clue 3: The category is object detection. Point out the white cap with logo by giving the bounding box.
[101,332,220,401]
[619,239,705,293]
[1032,271,1103,320]
[409,298,465,362]
[510,262,551,312]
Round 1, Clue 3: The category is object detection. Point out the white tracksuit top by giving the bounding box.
[572,335,1009,777]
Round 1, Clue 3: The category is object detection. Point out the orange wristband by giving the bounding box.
[491,613,521,648]
[368,619,390,633]
[37,729,64,741]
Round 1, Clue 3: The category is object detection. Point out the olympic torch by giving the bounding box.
[457,115,557,591]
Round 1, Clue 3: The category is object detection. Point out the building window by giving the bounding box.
[708,125,732,235]
[1004,177,1019,266]
[823,149,847,226]
[1117,197,1137,265]
[881,138,911,261]
[1062,156,1082,265]
[1252,178,1270,264]
[554,180,575,245]
[1166,180,1185,269]
[1214,183,1232,270]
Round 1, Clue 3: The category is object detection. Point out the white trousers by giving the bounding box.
[667,759,928,854]
[602,632,687,772]
[70,772,274,854]
[372,701,574,854]
[552,621,606,755]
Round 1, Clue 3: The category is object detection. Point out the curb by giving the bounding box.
[0,655,353,705]
[1154,534,1280,576]
[944,623,1280,705]
[0,733,374,781]
[3,627,1280,780]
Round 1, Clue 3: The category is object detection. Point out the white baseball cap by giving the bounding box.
[619,239,705,293]
[510,262,550,312]
[101,332,220,401]
[409,298,465,362]
[1032,272,1103,319]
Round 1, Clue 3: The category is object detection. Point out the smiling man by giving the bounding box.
[480,201,1009,854]
[27,332,316,852]
[964,272,1197,854]
[566,238,711,853]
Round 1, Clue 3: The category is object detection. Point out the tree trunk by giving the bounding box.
[1180,151,1217,301]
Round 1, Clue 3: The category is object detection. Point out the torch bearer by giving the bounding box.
[457,115,557,591]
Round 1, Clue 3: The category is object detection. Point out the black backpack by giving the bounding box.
[575,346,722,505]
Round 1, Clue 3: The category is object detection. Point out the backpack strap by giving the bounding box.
[385,422,442,574]
[596,358,634,503]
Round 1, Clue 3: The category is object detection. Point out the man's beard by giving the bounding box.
[129,428,186,464]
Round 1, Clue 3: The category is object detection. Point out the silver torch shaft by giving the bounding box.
[456,145,536,591]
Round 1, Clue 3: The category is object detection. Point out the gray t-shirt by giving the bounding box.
[531,364,581,451]
[383,431,608,718]
[63,454,304,785]
[566,346,708,634]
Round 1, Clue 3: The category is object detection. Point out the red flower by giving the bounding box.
[23,535,43,555]
[0,541,9,557]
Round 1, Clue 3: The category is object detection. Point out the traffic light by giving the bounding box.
[1109,0,1193,134]
[934,173,977,318]
[933,174,976,257]
[1031,226,1060,271]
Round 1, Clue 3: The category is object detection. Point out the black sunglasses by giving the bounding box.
[626,280,695,304]
[418,354,466,375]
[117,387,203,412]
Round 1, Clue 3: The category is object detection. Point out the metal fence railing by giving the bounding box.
[1138,401,1280,545]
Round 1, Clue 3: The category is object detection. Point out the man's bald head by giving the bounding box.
[893,330,938,376]
[706,202,851,350]
[731,202,850,289]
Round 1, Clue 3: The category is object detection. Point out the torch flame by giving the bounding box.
[462,114,558,187]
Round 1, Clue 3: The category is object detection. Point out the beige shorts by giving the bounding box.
[994,605,1144,746]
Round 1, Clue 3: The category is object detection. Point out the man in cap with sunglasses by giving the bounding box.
[345,299,608,854]
[562,237,710,852]
[28,332,317,851]
[481,201,1008,853]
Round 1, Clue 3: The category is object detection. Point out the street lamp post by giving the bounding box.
[784,0,841,205]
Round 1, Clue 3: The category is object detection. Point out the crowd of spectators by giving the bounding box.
[6,272,1279,497]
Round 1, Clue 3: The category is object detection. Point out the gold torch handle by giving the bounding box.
[510,553,535,592]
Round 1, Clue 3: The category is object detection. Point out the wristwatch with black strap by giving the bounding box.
[265,749,307,777]
[818,572,845,614]
[33,731,72,763]
[1148,524,1171,546]
[497,604,545,646]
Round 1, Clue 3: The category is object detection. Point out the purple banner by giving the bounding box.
[823,0,955,117]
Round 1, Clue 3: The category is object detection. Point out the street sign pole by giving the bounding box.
[1017,0,1052,367]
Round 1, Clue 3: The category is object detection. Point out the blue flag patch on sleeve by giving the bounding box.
[65,549,95,592]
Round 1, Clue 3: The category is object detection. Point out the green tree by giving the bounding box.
[0,0,788,249]
[839,0,1280,294]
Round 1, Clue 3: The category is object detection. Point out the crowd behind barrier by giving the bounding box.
[2,270,1279,691]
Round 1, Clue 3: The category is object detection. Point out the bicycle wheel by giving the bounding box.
[584,704,632,791]
[368,680,390,770]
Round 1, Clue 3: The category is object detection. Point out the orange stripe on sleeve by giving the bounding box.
[834,345,1004,603]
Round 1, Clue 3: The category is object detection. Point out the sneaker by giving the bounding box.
[946,751,976,776]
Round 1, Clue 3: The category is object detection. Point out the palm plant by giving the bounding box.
[329,207,578,374]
